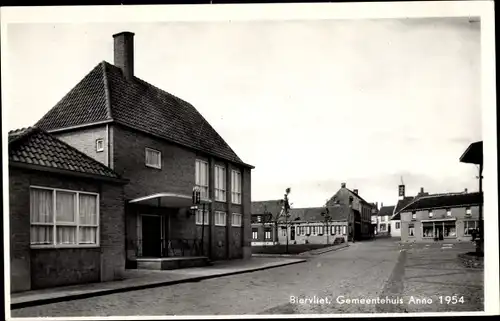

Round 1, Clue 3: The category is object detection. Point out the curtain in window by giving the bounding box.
[56,191,75,223]
[57,226,77,244]
[79,194,98,244]
[31,226,53,244]
[444,222,456,237]
[31,189,53,223]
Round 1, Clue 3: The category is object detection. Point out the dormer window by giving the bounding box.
[428,210,433,218]
[466,207,472,216]
[411,212,416,220]
[96,139,104,152]
[446,209,452,217]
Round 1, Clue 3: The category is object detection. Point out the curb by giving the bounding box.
[11,259,306,309]
[301,244,349,255]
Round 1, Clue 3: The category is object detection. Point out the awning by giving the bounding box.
[460,141,483,165]
[129,193,211,208]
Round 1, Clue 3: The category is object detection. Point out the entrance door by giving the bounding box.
[290,226,295,241]
[141,215,162,257]
[435,224,444,241]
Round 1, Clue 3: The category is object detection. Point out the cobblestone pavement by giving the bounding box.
[11,239,483,317]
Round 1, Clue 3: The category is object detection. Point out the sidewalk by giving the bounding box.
[252,243,349,258]
[10,257,306,309]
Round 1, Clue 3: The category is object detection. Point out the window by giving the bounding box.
[336,226,341,235]
[232,213,242,227]
[257,215,262,223]
[306,226,311,235]
[145,148,161,169]
[380,224,386,231]
[96,139,104,152]
[252,228,258,240]
[422,222,434,238]
[342,226,347,235]
[214,165,226,202]
[464,221,478,235]
[331,226,335,235]
[281,226,287,236]
[408,223,415,237]
[319,225,324,235]
[215,211,226,226]
[444,221,456,237]
[428,210,433,218]
[195,209,209,225]
[384,216,388,222]
[465,207,472,216]
[30,187,99,247]
[446,209,452,217]
[395,222,401,229]
[412,212,416,220]
[231,170,242,204]
[195,160,209,199]
[265,228,272,240]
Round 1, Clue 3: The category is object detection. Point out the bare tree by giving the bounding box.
[321,206,334,245]
[282,188,292,253]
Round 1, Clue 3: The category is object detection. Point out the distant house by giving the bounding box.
[390,185,429,239]
[281,205,350,245]
[251,200,283,246]
[325,183,376,241]
[377,205,395,236]
[370,202,379,236]
[8,128,128,293]
[26,31,254,270]
[395,191,482,243]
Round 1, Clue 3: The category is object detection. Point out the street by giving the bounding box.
[11,238,483,317]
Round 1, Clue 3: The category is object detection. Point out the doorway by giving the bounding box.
[435,224,444,241]
[141,215,162,257]
[290,226,295,241]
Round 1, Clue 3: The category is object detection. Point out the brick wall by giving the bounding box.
[9,167,125,292]
[55,125,109,167]
[112,124,251,261]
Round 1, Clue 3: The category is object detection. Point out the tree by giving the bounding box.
[321,206,334,245]
[281,188,292,253]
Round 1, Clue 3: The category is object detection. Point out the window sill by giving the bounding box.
[231,224,242,227]
[196,223,209,226]
[31,244,100,249]
[145,164,162,170]
[215,224,226,227]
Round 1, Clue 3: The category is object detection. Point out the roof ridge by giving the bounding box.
[8,127,37,145]
[101,61,113,119]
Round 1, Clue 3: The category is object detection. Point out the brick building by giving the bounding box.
[8,128,128,292]
[376,204,395,236]
[325,183,376,241]
[394,191,482,243]
[251,200,283,246]
[31,31,254,268]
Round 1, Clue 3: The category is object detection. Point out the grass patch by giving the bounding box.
[252,244,332,255]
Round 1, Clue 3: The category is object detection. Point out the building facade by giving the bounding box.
[31,31,254,267]
[376,204,395,236]
[325,183,376,241]
[9,128,128,292]
[251,200,283,246]
[397,192,482,243]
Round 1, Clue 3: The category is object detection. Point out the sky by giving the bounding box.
[4,17,482,208]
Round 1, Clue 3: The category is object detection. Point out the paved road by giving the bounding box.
[11,238,483,317]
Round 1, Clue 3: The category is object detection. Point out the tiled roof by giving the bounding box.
[35,61,252,168]
[399,192,483,213]
[378,205,395,217]
[395,196,415,214]
[9,127,123,181]
[287,205,350,223]
[251,200,283,215]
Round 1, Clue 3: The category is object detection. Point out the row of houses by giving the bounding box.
[251,183,378,245]
[9,32,254,293]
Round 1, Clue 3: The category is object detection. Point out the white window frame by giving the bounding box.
[232,213,242,227]
[412,212,417,220]
[306,226,311,235]
[252,229,258,240]
[465,207,472,216]
[446,209,452,217]
[265,229,272,240]
[342,226,347,235]
[319,225,324,235]
[215,211,227,226]
[395,222,401,229]
[214,165,226,202]
[231,170,242,204]
[428,210,433,218]
[195,159,209,200]
[30,186,100,249]
[96,138,104,152]
[145,148,162,169]
[195,209,209,225]
[464,221,478,236]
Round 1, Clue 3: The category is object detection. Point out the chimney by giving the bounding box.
[464,188,468,193]
[398,184,405,200]
[353,189,358,195]
[381,202,384,208]
[341,182,346,188]
[113,31,135,80]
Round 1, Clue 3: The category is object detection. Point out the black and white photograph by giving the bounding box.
[1,1,498,319]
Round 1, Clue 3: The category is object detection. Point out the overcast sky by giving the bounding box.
[4,17,482,208]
